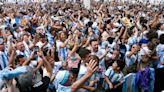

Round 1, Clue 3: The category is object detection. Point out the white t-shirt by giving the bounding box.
[77,63,87,80]
[157,30,164,38]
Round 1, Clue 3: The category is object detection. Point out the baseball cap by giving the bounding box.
[55,70,70,86]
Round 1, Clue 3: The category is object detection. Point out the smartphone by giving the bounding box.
[34,46,39,52]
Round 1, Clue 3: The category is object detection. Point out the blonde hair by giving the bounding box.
[57,31,65,40]
[20,19,29,27]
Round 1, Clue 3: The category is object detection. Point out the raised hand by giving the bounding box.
[105,46,110,54]
[29,51,35,60]
[33,34,39,43]
[86,59,98,76]
[37,50,44,57]
[68,34,73,40]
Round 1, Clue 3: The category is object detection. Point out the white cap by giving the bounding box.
[55,70,69,85]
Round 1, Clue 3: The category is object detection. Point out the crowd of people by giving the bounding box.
[0,1,163,92]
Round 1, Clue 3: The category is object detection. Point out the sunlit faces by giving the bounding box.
[91,41,99,52]
[60,32,66,39]
[16,42,25,51]
[23,34,30,42]
[131,44,138,54]
[141,54,149,63]
[112,61,119,70]
[58,32,66,42]
[90,55,99,66]
[106,24,112,30]
[111,49,120,60]
[84,53,92,64]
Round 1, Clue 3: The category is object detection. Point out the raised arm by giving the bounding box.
[81,86,96,92]
[126,51,134,58]
[29,34,39,50]
[104,75,113,89]
[8,48,16,68]
[7,36,13,55]
[99,47,110,60]
[68,33,79,57]
[59,35,72,48]
[71,59,98,92]
[149,13,160,28]
[122,26,128,44]
[115,26,125,43]
[39,51,52,78]
[82,37,90,48]
[22,51,35,66]
[97,4,104,14]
